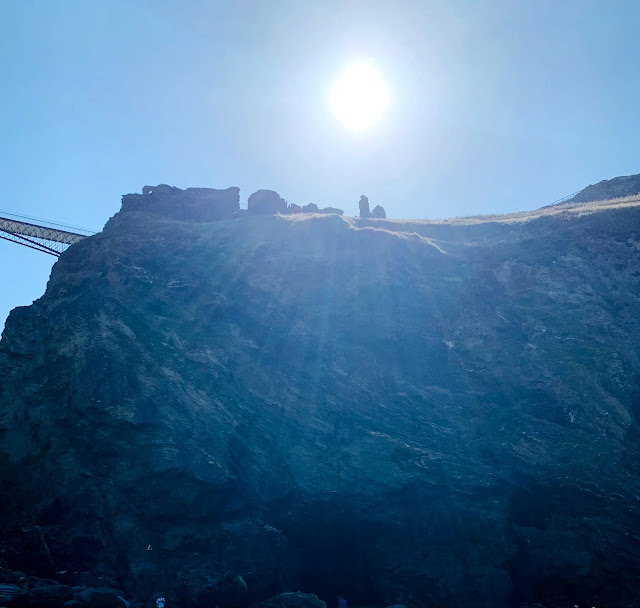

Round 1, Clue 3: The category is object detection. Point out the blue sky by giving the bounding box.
[1,0,640,328]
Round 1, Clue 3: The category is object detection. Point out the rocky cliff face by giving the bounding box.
[569,172,640,203]
[1,187,640,608]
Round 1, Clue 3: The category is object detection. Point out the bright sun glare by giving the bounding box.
[330,63,389,130]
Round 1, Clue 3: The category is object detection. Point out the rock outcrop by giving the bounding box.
[126,184,240,221]
[371,204,386,219]
[248,190,287,215]
[286,203,343,216]
[568,172,640,204]
[1,185,640,608]
[358,195,371,218]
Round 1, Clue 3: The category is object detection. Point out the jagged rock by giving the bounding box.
[9,585,73,608]
[122,184,239,221]
[318,207,344,215]
[301,203,319,213]
[255,592,326,608]
[371,205,386,219]
[287,203,302,214]
[2,188,640,608]
[358,195,372,218]
[248,190,287,215]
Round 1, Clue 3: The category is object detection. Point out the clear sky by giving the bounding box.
[1,0,640,329]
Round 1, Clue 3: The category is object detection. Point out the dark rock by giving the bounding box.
[122,184,239,222]
[31,580,61,588]
[254,592,326,608]
[2,189,640,608]
[318,207,344,216]
[568,172,640,204]
[0,569,27,587]
[248,190,287,215]
[52,573,119,590]
[176,567,252,608]
[371,205,386,219]
[63,601,83,608]
[358,195,371,218]
[301,203,319,213]
[9,585,73,608]
[0,585,20,604]
[287,203,302,214]
[73,588,128,608]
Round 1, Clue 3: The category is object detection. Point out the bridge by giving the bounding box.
[0,211,95,257]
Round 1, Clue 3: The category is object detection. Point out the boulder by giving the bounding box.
[254,592,326,608]
[371,205,386,219]
[0,570,27,587]
[73,588,129,608]
[10,585,73,608]
[358,195,372,218]
[248,190,287,215]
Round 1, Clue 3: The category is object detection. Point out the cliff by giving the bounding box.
[1,186,640,608]
[569,172,640,204]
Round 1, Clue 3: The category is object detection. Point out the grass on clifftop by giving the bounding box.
[437,193,640,225]
[280,194,640,227]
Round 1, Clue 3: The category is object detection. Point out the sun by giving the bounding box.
[330,63,389,130]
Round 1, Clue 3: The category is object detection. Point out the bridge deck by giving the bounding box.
[0,215,91,256]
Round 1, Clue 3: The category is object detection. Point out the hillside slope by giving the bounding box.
[570,172,640,204]
[1,187,640,608]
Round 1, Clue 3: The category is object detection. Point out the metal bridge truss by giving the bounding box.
[0,215,91,257]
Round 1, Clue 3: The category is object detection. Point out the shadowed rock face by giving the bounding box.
[371,205,386,219]
[128,184,240,221]
[359,195,371,218]
[248,190,287,215]
[569,172,640,203]
[1,187,640,608]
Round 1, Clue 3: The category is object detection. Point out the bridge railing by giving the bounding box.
[0,214,93,257]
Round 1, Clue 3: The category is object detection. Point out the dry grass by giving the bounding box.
[389,193,640,226]
[280,194,640,228]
